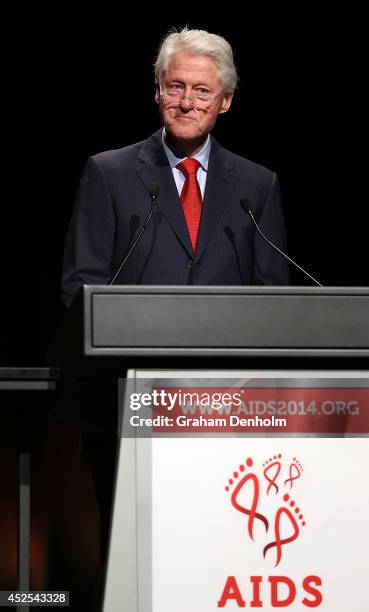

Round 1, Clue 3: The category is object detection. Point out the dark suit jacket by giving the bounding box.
[61,128,289,306]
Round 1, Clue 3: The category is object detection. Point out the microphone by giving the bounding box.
[240,197,323,287]
[109,183,160,285]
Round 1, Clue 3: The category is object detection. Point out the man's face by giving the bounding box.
[155,52,233,152]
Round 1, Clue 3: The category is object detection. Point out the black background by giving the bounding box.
[2,0,369,365]
[1,2,369,605]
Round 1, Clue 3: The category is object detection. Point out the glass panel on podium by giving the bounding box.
[103,370,369,612]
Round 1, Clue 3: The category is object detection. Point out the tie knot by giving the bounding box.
[177,158,201,177]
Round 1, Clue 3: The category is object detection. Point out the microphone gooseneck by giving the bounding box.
[109,183,160,285]
[240,197,323,287]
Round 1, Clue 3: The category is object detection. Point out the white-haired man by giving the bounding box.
[62,27,288,306]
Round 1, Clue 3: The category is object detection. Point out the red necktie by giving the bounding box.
[176,158,202,251]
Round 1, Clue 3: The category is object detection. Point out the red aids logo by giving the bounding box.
[218,454,322,608]
[225,454,305,566]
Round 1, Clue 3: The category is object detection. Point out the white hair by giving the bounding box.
[154,27,238,94]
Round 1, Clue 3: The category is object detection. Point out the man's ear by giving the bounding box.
[155,86,160,105]
[218,91,234,114]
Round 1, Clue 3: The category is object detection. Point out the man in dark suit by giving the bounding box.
[62,27,288,306]
[60,26,289,592]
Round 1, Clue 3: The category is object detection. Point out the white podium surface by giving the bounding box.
[151,437,367,611]
[103,371,369,612]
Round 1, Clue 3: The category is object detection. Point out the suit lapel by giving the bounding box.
[195,138,238,262]
[135,130,194,257]
[134,130,238,262]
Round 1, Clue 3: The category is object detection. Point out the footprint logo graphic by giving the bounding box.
[284,457,303,489]
[225,458,268,539]
[263,493,306,566]
[225,453,306,566]
[263,454,282,495]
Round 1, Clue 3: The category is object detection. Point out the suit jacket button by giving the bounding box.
[187,260,193,269]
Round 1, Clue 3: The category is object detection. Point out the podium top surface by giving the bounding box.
[84,285,369,296]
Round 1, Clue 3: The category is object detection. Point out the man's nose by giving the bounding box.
[179,91,195,108]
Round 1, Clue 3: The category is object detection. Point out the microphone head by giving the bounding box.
[240,197,253,214]
[149,183,160,198]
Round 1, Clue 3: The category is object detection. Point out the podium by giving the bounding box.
[52,285,369,362]
[50,286,369,611]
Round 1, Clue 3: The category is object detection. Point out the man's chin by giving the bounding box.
[166,125,204,145]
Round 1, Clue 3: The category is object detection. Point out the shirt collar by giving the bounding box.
[161,128,211,171]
